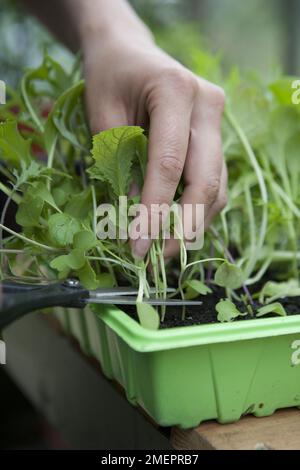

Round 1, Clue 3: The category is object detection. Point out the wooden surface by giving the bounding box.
[4,312,300,450]
[171,409,300,450]
[3,314,171,450]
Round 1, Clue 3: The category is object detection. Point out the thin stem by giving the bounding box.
[0,182,21,204]
[226,109,268,279]
[0,223,57,252]
[21,76,44,133]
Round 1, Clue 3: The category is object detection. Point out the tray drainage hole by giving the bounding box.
[258,403,264,409]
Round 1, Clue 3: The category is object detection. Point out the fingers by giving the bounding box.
[164,82,226,258]
[132,69,196,259]
[204,162,228,229]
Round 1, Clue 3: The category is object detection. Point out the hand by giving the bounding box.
[83,28,227,259]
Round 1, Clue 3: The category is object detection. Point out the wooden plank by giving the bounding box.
[3,314,172,450]
[171,409,300,450]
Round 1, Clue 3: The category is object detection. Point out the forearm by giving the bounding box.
[21,0,153,52]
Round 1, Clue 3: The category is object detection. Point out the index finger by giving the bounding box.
[132,73,195,259]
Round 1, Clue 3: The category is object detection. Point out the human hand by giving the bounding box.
[83,11,227,259]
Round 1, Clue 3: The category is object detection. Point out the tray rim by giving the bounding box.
[91,304,300,353]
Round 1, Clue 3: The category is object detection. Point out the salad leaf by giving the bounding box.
[0,121,32,166]
[88,126,145,197]
[259,280,300,304]
[215,299,246,323]
[136,302,160,330]
[48,213,81,247]
[256,302,287,318]
[214,262,244,290]
[184,280,212,300]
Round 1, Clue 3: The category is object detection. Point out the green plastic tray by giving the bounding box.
[55,305,300,429]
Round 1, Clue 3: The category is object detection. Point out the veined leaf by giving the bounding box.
[48,213,81,247]
[88,126,145,197]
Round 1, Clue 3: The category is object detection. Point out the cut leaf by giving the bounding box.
[257,302,287,318]
[136,302,160,330]
[184,280,212,300]
[259,280,300,304]
[215,299,246,323]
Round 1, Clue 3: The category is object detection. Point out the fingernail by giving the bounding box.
[132,238,151,260]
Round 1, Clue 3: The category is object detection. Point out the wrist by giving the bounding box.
[74,0,154,51]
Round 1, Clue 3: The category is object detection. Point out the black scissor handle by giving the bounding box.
[0,281,89,330]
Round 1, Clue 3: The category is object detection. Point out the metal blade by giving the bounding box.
[89,287,176,298]
[86,297,202,306]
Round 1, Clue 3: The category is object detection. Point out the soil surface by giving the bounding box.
[123,286,300,329]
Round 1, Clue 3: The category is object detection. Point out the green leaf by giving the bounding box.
[256,302,287,318]
[214,262,244,290]
[88,126,145,197]
[215,299,246,323]
[259,280,300,304]
[269,77,298,105]
[50,255,70,273]
[50,248,85,273]
[21,55,71,132]
[31,182,61,212]
[48,213,81,247]
[64,188,92,220]
[16,195,44,227]
[45,81,88,153]
[184,280,212,300]
[97,272,115,288]
[0,121,32,166]
[73,231,97,252]
[52,187,69,207]
[78,260,99,290]
[136,302,160,330]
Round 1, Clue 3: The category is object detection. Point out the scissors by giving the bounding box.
[0,278,202,330]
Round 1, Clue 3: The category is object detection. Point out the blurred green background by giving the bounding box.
[0,0,299,89]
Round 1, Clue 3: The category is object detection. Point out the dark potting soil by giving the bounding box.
[123,287,300,329]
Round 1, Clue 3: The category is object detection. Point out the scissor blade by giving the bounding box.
[89,287,175,298]
[86,297,202,306]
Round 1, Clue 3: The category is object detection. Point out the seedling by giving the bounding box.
[0,51,299,329]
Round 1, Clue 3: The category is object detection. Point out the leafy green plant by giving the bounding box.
[0,50,299,330]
